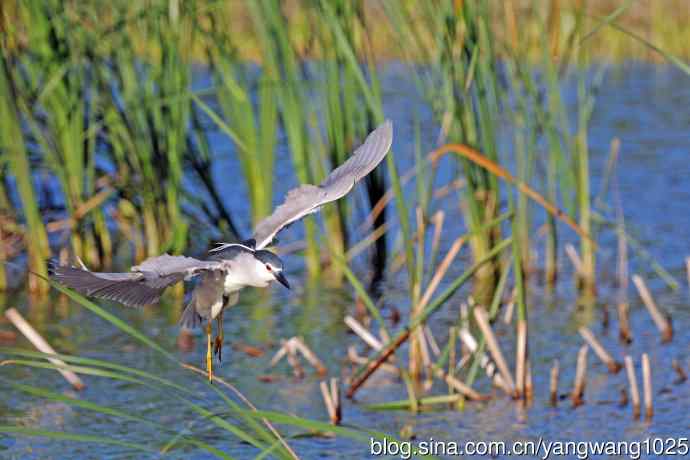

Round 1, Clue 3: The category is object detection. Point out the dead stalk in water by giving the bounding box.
[5,307,84,390]
[320,378,341,425]
[571,345,588,407]
[550,359,559,406]
[270,337,325,376]
[347,346,399,375]
[320,381,335,422]
[458,329,508,392]
[424,325,441,356]
[474,307,516,396]
[578,327,622,373]
[642,353,653,420]
[345,316,383,351]
[331,378,341,424]
[617,301,633,344]
[624,356,640,419]
[525,360,533,402]
[292,337,327,375]
[515,319,527,399]
[686,256,690,289]
[616,214,631,342]
[418,236,465,310]
[565,243,584,276]
[346,330,409,399]
[632,275,673,342]
[441,372,486,401]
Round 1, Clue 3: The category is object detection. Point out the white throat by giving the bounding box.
[222,253,273,293]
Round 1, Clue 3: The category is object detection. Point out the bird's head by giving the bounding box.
[253,250,290,289]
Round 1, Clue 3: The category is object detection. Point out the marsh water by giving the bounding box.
[2,62,690,459]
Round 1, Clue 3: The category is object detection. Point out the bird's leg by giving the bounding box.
[206,320,213,382]
[213,310,224,362]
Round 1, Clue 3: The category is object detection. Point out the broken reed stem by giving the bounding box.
[5,307,84,390]
[642,353,653,420]
[550,359,559,406]
[571,345,588,407]
[672,359,687,384]
[320,378,341,425]
[617,218,631,342]
[418,236,465,310]
[320,381,336,422]
[686,256,690,289]
[515,319,527,399]
[473,307,516,396]
[293,337,327,375]
[270,337,326,376]
[632,275,673,342]
[578,327,622,373]
[435,369,486,401]
[624,355,640,419]
[330,378,341,424]
[345,316,383,351]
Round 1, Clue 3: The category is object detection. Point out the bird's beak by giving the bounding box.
[274,271,290,290]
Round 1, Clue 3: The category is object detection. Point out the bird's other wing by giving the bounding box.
[319,120,393,201]
[252,120,393,249]
[50,255,223,307]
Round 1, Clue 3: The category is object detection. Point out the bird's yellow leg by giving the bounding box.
[206,320,213,382]
[214,310,224,362]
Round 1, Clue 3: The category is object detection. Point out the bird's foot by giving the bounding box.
[213,335,223,363]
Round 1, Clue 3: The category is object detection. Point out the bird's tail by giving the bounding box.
[179,299,203,330]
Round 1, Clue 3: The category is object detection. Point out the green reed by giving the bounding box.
[0,274,397,458]
[0,56,50,292]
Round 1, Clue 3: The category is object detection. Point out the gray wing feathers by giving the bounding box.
[51,254,221,308]
[320,120,393,195]
[252,120,393,249]
[132,254,220,278]
[51,265,170,307]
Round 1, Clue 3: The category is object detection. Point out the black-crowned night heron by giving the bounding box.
[51,120,393,381]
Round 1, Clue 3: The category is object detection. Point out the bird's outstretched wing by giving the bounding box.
[50,254,223,307]
[251,120,393,250]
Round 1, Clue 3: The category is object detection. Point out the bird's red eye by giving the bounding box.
[265,264,272,271]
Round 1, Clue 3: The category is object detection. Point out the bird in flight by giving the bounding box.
[51,120,393,381]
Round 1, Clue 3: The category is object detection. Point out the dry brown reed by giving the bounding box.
[571,345,588,407]
[4,308,84,390]
[632,275,673,342]
[624,355,641,419]
[473,306,516,397]
[642,353,653,420]
[578,327,622,373]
